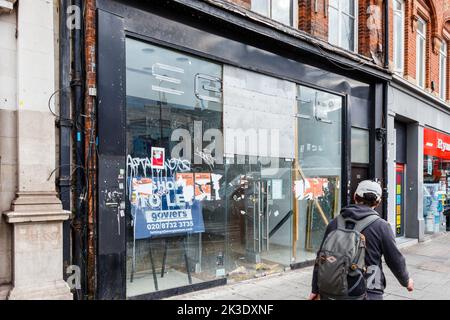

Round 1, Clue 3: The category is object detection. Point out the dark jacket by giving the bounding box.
[312,204,410,295]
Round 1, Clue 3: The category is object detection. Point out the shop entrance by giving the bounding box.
[394,121,407,237]
[225,160,293,281]
[395,164,406,237]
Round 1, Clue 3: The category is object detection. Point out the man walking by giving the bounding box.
[309,180,414,300]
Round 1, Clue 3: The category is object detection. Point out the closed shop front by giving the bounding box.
[95,0,386,299]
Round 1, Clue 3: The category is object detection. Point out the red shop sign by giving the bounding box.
[424,128,450,160]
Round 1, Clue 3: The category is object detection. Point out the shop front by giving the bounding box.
[423,128,450,234]
[95,0,386,299]
[387,78,450,242]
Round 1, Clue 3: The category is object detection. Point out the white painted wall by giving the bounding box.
[0,0,59,295]
[0,6,16,111]
[0,5,16,291]
[16,0,56,192]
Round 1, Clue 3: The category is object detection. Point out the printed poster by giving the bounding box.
[151,147,165,169]
[130,176,205,239]
[294,178,329,200]
[176,173,195,203]
[195,173,211,201]
[423,183,439,217]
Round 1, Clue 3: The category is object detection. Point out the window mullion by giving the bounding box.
[269,0,272,18]
[338,4,342,47]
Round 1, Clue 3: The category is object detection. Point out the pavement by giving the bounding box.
[166,232,450,300]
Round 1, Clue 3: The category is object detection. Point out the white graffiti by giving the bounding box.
[165,158,191,174]
[127,155,191,178]
[127,155,152,178]
[194,147,215,170]
[211,173,222,200]
[126,155,191,200]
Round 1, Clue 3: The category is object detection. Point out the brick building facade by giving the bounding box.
[83,0,389,299]
[1,0,450,300]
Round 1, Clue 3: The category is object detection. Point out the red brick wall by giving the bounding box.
[360,0,384,62]
[389,0,450,99]
[306,0,328,41]
[403,0,415,81]
[227,0,382,58]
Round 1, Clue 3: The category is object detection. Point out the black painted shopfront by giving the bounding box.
[95,0,389,299]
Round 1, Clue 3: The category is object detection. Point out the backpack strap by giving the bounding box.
[336,215,347,229]
[353,214,380,233]
[337,214,380,232]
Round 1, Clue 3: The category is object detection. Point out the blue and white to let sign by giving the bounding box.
[130,177,205,239]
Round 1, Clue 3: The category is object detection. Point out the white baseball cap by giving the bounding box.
[355,180,382,200]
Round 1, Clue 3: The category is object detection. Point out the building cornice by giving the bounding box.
[391,74,450,115]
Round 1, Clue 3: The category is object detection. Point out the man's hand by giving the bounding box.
[308,293,320,300]
[406,278,414,292]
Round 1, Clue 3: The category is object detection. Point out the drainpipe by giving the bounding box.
[72,0,87,299]
[59,0,72,282]
[384,0,389,69]
[382,0,389,219]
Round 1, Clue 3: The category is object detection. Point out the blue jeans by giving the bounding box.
[366,292,384,300]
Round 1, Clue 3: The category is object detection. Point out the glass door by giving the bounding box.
[224,157,293,280]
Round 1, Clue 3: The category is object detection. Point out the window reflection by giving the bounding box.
[295,86,342,261]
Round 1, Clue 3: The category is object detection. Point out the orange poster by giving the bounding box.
[194,173,211,201]
[306,178,328,198]
[294,178,328,200]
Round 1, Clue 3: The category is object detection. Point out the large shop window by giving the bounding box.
[126,39,226,297]
[125,38,344,297]
[328,0,357,52]
[423,128,450,234]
